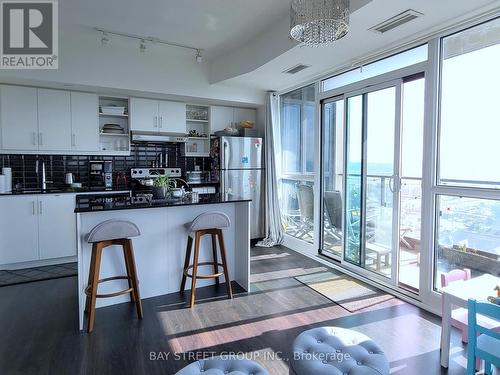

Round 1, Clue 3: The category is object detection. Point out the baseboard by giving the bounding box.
[1,256,77,270]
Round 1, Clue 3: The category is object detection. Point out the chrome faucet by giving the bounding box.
[36,160,49,190]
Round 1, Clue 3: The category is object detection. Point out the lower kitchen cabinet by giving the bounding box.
[0,196,39,264]
[0,194,77,266]
[38,194,77,259]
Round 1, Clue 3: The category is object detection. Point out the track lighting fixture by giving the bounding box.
[101,32,110,46]
[140,39,147,53]
[195,49,203,63]
[95,28,204,60]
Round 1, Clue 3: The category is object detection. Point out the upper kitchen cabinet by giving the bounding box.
[0,85,38,151]
[71,92,99,152]
[211,106,257,135]
[37,89,72,151]
[158,101,186,133]
[129,98,158,132]
[130,98,186,134]
[98,96,130,154]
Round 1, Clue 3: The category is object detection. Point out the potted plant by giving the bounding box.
[152,175,174,199]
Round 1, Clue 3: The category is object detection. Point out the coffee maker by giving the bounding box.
[89,161,113,190]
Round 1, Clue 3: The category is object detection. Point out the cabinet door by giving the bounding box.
[0,85,38,150]
[211,106,234,134]
[130,98,159,132]
[71,92,99,152]
[234,108,256,124]
[38,194,77,260]
[158,101,186,133]
[38,89,72,151]
[0,196,39,265]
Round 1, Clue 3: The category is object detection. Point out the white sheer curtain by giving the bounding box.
[257,92,284,247]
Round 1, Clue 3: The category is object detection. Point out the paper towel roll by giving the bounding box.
[0,175,6,194]
[2,167,11,192]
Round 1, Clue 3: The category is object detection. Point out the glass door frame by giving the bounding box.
[318,62,428,300]
[343,80,403,285]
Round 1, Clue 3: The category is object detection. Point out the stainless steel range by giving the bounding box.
[131,167,182,193]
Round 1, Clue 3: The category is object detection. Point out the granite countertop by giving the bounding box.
[0,187,130,196]
[74,193,251,213]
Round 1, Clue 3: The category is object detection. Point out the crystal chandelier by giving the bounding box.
[290,0,350,46]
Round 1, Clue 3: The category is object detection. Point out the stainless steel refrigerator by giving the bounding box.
[219,136,264,239]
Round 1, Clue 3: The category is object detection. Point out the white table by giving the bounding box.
[440,274,500,368]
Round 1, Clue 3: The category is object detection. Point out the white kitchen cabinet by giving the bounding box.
[37,89,72,151]
[0,194,77,266]
[130,98,160,132]
[0,196,39,264]
[211,106,234,133]
[38,194,77,260]
[71,92,99,152]
[0,85,38,150]
[158,101,186,133]
[211,106,257,134]
[131,97,186,134]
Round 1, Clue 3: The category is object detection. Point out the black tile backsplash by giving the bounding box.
[0,142,213,190]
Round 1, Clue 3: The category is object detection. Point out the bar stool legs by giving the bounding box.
[180,229,233,308]
[84,239,143,333]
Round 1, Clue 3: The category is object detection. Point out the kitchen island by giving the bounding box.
[75,194,251,330]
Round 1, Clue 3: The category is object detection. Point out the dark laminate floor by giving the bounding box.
[0,246,468,375]
[0,262,77,287]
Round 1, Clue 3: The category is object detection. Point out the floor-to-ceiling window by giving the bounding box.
[434,18,500,291]
[318,44,427,292]
[279,84,316,244]
[278,15,500,310]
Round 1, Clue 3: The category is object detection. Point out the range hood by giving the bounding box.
[131,131,187,143]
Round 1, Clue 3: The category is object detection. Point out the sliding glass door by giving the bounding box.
[321,76,425,291]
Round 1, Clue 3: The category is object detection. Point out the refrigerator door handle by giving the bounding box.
[223,140,229,170]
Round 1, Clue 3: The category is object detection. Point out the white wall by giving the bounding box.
[0,25,265,106]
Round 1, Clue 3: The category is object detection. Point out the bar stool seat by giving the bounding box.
[85,219,143,333]
[181,212,233,307]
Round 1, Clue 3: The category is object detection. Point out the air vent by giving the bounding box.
[283,64,311,74]
[370,9,423,34]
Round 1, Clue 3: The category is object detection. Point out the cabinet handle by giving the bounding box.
[72,134,77,147]
[154,116,158,128]
[32,132,37,146]
[32,201,36,215]
[159,116,163,129]
[39,132,43,146]
[39,201,42,215]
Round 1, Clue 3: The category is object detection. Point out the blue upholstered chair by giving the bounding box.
[467,299,500,375]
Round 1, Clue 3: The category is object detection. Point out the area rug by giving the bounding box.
[0,262,77,287]
[295,271,394,313]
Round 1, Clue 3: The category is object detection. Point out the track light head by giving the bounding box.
[101,32,110,46]
[196,49,203,63]
[140,39,147,53]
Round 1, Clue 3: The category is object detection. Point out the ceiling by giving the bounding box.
[60,0,291,59]
[220,0,500,91]
[59,0,500,94]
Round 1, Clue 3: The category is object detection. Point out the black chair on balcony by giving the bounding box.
[324,190,343,242]
[296,184,314,240]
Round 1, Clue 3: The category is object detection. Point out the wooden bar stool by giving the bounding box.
[180,212,233,307]
[85,219,143,333]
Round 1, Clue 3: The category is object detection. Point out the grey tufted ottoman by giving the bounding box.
[292,327,389,375]
[175,356,269,375]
